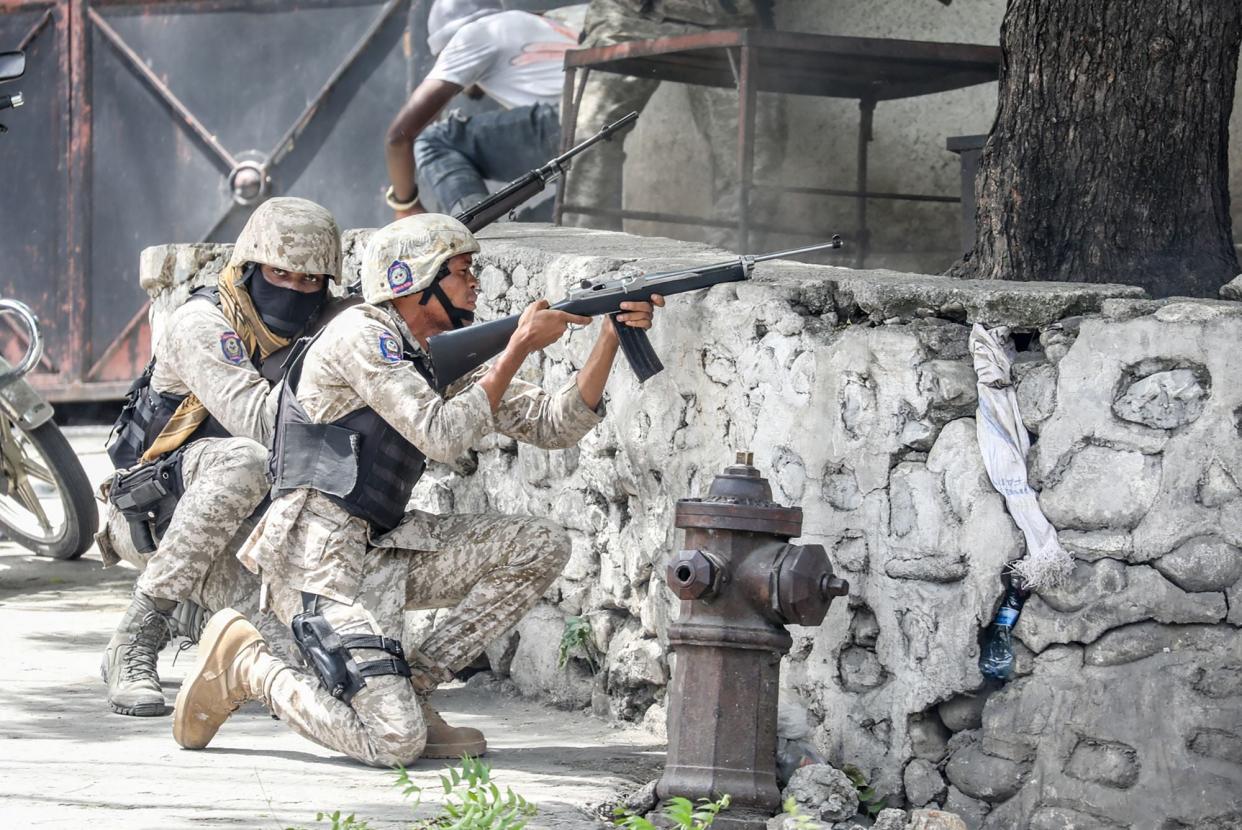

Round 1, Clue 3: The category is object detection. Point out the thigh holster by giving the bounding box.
[107,450,186,554]
[290,593,411,705]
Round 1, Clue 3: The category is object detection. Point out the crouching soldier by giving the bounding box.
[172,213,661,766]
[99,197,342,716]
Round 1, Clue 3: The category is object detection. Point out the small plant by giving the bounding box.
[558,615,600,674]
[296,813,372,830]
[779,798,819,830]
[290,757,535,830]
[840,764,887,818]
[411,755,536,829]
[613,794,731,829]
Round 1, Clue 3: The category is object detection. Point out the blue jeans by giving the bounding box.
[415,103,562,219]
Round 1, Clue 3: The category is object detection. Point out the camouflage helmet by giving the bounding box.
[360,213,480,305]
[227,197,342,283]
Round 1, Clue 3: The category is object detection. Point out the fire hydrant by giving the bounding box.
[656,453,849,829]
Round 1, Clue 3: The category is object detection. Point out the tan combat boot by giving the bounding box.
[101,591,174,716]
[173,609,275,750]
[420,697,487,758]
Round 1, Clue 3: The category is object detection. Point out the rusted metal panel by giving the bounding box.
[1,0,419,401]
[0,3,72,389]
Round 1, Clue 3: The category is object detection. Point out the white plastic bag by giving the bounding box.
[969,324,1073,590]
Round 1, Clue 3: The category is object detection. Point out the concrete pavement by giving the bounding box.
[0,426,663,829]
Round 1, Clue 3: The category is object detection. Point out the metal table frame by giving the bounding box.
[554,28,1001,263]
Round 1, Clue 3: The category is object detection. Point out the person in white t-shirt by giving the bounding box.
[384,0,579,219]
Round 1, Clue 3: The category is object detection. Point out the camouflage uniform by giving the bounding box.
[561,0,786,245]
[98,299,278,607]
[236,300,601,766]
[100,197,341,716]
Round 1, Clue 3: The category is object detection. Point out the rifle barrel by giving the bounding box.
[549,111,638,168]
[751,236,844,264]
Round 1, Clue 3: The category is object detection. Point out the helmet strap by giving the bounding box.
[417,264,475,329]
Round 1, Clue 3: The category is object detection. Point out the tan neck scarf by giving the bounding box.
[141,265,292,462]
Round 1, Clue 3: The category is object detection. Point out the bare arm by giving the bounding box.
[575,296,664,410]
[478,299,590,411]
[384,79,462,215]
[485,297,664,450]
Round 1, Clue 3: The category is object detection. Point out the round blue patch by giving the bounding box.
[219,331,246,365]
[378,332,403,363]
[387,260,414,294]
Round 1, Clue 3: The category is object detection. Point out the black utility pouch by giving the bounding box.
[108,451,185,554]
[106,362,162,470]
[290,605,365,703]
[291,593,411,705]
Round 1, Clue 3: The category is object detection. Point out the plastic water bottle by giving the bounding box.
[776,737,826,787]
[979,568,1031,681]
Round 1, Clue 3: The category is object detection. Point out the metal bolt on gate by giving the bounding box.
[657,452,849,829]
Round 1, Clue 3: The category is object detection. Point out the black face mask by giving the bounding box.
[244,263,327,337]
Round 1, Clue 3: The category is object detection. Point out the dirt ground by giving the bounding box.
[0,427,664,829]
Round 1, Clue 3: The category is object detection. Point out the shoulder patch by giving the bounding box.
[219,331,246,365]
[378,332,403,363]
[387,260,414,294]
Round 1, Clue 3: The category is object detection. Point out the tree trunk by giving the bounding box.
[951,0,1242,298]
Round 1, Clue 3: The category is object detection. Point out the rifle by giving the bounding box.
[346,112,638,296]
[426,237,844,391]
[455,111,638,231]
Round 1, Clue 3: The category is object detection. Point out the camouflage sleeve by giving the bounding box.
[491,375,605,450]
[328,316,496,463]
[158,302,277,443]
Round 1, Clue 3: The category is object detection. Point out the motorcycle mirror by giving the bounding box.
[0,51,26,83]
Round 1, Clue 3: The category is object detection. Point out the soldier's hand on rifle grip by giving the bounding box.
[511,299,591,355]
[605,295,665,336]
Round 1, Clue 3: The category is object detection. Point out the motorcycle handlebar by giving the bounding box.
[0,300,44,385]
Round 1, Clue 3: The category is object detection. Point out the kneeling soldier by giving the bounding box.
[172,213,660,765]
[100,197,341,716]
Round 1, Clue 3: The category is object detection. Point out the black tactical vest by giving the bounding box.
[271,327,429,535]
[106,289,359,470]
[106,287,272,469]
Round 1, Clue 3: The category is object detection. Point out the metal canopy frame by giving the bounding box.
[555,28,1002,262]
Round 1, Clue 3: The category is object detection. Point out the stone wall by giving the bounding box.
[141,225,1242,827]
[379,226,1242,828]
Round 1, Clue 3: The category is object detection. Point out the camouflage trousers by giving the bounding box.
[561,0,787,245]
[98,436,269,615]
[252,508,571,767]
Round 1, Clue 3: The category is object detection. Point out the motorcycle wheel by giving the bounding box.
[0,414,98,560]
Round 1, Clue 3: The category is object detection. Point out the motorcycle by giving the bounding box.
[0,49,99,559]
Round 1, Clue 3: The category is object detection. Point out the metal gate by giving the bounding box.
[1,0,417,402]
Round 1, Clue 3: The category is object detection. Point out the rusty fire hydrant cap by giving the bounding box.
[772,544,850,626]
[676,452,803,538]
[666,549,722,600]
